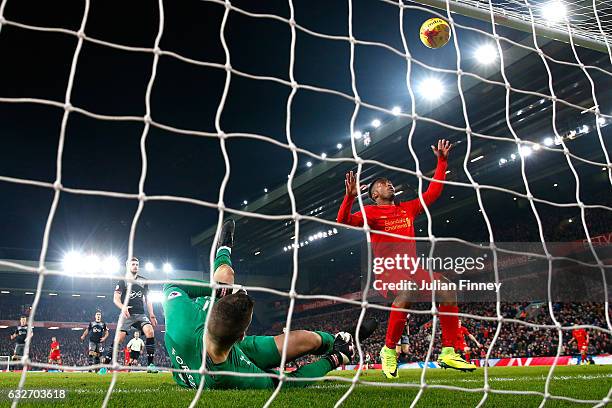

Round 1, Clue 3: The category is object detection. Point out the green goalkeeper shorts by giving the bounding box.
[163,282,282,389]
[236,335,281,370]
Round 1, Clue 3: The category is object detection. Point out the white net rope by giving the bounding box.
[0,0,609,407]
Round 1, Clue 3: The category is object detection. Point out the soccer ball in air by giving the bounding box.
[419,18,451,49]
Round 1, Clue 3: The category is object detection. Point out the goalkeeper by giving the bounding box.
[162,219,377,389]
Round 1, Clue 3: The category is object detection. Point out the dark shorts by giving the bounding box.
[14,344,25,357]
[129,350,140,361]
[88,341,104,354]
[118,314,152,333]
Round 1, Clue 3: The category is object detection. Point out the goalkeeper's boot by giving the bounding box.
[216,218,235,251]
[380,346,399,379]
[438,347,476,372]
[98,367,107,375]
[147,363,159,373]
[345,318,379,343]
[324,332,355,368]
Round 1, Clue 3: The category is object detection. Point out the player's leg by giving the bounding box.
[237,331,333,371]
[141,323,157,371]
[239,319,378,371]
[278,331,361,389]
[436,283,475,371]
[87,341,95,367]
[212,219,236,287]
[104,329,127,364]
[580,345,587,365]
[464,346,471,362]
[381,291,411,379]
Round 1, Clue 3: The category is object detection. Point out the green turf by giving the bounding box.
[0,366,610,407]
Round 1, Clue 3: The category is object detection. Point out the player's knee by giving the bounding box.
[143,325,154,338]
[305,330,323,350]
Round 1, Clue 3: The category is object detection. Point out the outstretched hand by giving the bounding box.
[431,139,452,160]
[344,171,358,197]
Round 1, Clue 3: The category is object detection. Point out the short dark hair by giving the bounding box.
[129,257,139,262]
[208,293,254,348]
[368,177,388,200]
[19,316,27,320]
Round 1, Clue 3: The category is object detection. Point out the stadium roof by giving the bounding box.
[190,35,611,274]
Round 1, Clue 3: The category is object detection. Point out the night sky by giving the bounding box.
[0,0,609,270]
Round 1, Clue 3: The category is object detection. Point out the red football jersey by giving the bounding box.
[50,341,59,352]
[337,158,448,296]
[572,329,588,344]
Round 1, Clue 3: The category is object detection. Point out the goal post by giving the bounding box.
[0,356,10,373]
[396,0,611,54]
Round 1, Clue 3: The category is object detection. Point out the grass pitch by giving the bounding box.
[0,365,610,407]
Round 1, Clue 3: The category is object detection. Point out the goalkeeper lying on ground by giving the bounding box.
[162,219,377,389]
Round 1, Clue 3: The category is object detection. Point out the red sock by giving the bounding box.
[465,351,471,361]
[385,305,408,349]
[438,305,459,348]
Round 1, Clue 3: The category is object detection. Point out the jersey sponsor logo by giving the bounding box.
[167,291,182,300]
[130,290,143,299]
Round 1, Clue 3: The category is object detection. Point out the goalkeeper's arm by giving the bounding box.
[163,279,240,299]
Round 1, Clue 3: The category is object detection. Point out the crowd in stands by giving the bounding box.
[0,294,165,324]
[282,302,610,366]
[1,295,610,371]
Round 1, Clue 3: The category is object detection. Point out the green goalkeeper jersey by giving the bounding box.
[162,281,286,390]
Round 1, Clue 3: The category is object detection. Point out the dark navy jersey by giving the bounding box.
[13,325,28,344]
[88,321,108,343]
[115,275,149,315]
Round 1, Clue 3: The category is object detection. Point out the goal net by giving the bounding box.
[0,357,10,373]
[0,0,610,407]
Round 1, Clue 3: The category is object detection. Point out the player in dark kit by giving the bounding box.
[104,257,158,373]
[81,311,109,371]
[10,316,30,361]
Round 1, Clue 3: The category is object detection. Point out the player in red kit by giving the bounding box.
[569,326,589,365]
[337,139,476,378]
[48,336,62,369]
[455,320,481,363]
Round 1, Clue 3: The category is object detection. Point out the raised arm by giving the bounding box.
[336,171,365,227]
[101,326,109,343]
[467,333,481,348]
[402,139,451,215]
[163,279,214,299]
[81,326,89,341]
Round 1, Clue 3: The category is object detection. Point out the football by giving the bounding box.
[420,17,451,49]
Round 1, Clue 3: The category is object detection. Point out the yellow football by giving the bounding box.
[419,18,451,49]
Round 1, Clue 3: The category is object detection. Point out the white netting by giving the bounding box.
[0,0,610,407]
[415,0,612,52]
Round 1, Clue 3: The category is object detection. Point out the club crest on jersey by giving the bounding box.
[168,291,182,300]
